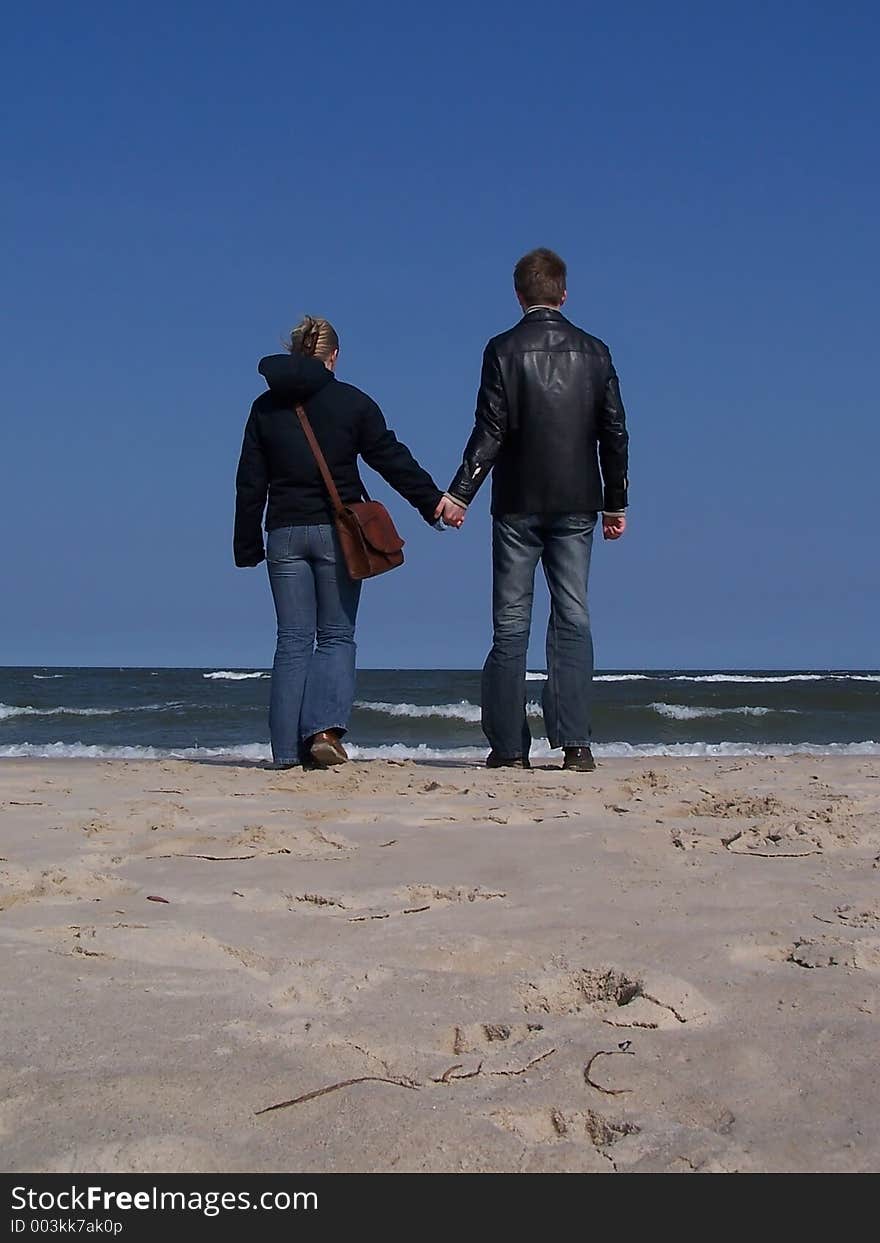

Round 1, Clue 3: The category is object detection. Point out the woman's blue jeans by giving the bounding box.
[266,525,361,764]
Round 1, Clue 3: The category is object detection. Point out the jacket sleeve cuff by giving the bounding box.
[443,491,468,509]
[446,467,476,506]
[234,547,265,568]
[420,491,445,523]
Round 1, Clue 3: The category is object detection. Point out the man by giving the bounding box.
[435,248,629,772]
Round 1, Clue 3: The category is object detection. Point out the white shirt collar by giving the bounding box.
[524,304,562,315]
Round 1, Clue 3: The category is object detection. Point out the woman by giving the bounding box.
[234,316,444,769]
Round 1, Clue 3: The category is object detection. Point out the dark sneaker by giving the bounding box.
[562,746,596,772]
[264,760,298,771]
[486,751,531,769]
[308,731,348,768]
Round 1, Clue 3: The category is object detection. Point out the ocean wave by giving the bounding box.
[589,672,879,684]
[650,702,779,720]
[33,674,65,679]
[529,672,654,683]
[3,739,879,762]
[667,673,880,684]
[203,670,269,680]
[0,702,184,721]
[354,700,543,722]
[0,742,272,761]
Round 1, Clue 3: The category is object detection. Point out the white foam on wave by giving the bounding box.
[3,738,879,762]
[0,742,272,761]
[594,740,880,757]
[650,702,783,720]
[529,671,657,683]
[577,673,879,684]
[33,674,65,679]
[668,673,880,684]
[0,702,184,721]
[347,740,880,760]
[595,674,652,682]
[356,699,481,722]
[203,671,269,680]
[355,700,542,722]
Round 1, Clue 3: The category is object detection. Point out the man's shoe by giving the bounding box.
[486,751,531,769]
[562,746,596,772]
[308,731,348,768]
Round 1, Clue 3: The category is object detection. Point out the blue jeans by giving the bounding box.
[266,525,361,764]
[482,514,598,757]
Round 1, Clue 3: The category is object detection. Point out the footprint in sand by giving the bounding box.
[687,793,792,819]
[0,863,135,911]
[830,904,880,930]
[620,769,673,798]
[520,963,713,1029]
[786,935,880,971]
[669,816,858,858]
[677,788,874,855]
[448,1020,546,1055]
[492,1105,639,1162]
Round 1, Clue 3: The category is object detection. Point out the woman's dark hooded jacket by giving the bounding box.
[234,355,443,567]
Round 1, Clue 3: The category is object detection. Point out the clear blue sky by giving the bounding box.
[2,1,877,669]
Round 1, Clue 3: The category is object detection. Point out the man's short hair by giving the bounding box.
[513,248,567,306]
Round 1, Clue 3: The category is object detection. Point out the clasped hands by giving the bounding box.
[434,495,467,529]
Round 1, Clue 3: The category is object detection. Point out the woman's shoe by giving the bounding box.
[308,731,349,767]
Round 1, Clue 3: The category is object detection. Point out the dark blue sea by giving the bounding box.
[1,667,879,761]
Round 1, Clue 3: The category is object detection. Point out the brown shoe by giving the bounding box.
[562,746,596,772]
[308,731,348,767]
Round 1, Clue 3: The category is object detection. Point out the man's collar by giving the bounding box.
[523,304,563,315]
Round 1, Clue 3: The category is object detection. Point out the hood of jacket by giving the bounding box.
[258,353,335,402]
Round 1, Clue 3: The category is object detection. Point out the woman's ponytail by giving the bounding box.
[286,316,339,362]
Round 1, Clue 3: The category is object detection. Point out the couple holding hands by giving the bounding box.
[234,248,629,773]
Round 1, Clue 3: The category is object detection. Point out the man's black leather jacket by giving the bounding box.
[447,308,629,514]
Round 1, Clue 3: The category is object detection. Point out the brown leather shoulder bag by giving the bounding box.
[295,404,405,581]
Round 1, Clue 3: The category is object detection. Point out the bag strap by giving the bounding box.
[296,402,372,508]
[295,403,346,517]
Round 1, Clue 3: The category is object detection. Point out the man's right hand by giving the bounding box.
[602,514,627,540]
[435,495,467,528]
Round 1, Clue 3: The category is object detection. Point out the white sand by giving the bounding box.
[1,755,878,1172]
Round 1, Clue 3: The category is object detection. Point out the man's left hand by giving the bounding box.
[602,513,627,540]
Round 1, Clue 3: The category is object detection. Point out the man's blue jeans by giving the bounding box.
[482,513,598,758]
[266,525,361,764]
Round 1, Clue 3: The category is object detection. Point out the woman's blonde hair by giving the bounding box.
[285,316,339,362]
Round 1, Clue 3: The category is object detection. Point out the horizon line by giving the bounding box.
[3,664,880,674]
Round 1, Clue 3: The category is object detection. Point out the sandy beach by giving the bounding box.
[1,754,878,1173]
